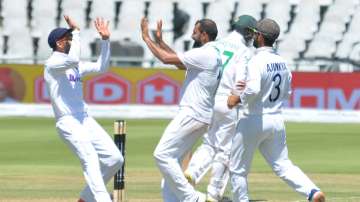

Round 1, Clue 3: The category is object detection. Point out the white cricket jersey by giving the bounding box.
[44,30,111,119]
[213,31,253,97]
[177,42,222,124]
[240,47,292,115]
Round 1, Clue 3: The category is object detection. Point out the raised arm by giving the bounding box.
[141,17,185,69]
[155,20,186,69]
[78,17,111,76]
[155,20,175,54]
[64,15,81,62]
[46,15,80,71]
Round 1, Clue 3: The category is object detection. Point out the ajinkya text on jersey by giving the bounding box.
[266,62,286,73]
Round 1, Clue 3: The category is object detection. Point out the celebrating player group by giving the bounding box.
[45,12,326,202]
[141,15,326,202]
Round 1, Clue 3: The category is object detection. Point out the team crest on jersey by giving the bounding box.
[68,74,82,82]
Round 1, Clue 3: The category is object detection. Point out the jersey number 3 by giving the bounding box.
[269,73,281,102]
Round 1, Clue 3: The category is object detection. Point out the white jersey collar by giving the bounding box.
[255,46,275,54]
[53,51,69,57]
[229,31,246,46]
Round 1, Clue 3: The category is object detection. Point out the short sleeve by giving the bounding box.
[231,50,252,96]
[178,47,218,70]
[239,56,261,104]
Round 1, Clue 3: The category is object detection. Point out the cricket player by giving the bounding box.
[227,18,325,202]
[141,17,221,202]
[184,15,257,202]
[44,16,123,202]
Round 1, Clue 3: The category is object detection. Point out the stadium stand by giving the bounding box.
[207,0,237,38]
[305,0,354,58]
[113,0,150,66]
[237,0,263,21]
[0,0,359,71]
[173,0,203,52]
[265,0,291,40]
[2,0,33,63]
[32,0,57,62]
[336,6,360,59]
[277,0,321,68]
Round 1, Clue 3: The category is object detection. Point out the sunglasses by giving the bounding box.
[248,27,258,33]
[250,27,266,35]
[249,27,273,39]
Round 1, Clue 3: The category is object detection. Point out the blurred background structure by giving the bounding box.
[0,2,359,201]
[0,0,359,71]
[0,0,358,119]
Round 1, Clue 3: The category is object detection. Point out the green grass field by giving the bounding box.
[0,117,359,202]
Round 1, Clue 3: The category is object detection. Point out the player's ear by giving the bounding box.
[55,40,65,52]
[201,31,210,43]
[56,41,62,49]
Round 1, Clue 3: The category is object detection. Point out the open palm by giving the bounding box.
[94,17,110,40]
[155,20,163,42]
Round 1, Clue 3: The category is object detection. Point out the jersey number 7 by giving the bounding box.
[221,50,234,71]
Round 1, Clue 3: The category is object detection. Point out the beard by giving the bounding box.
[64,43,71,54]
[192,40,202,48]
[246,38,254,47]
[253,39,260,48]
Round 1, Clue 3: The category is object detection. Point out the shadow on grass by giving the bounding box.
[221,197,267,202]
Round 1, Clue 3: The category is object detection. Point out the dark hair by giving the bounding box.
[255,18,280,47]
[195,19,218,41]
[262,36,274,46]
[261,33,277,46]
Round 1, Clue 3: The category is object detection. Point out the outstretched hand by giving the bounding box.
[64,15,79,30]
[141,17,150,41]
[155,20,163,43]
[94,17,110,40]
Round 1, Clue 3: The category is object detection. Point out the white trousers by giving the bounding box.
[56,114,124,202]
[154,110,208,202]
[230,113,319,202]
[186,96,237,199]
